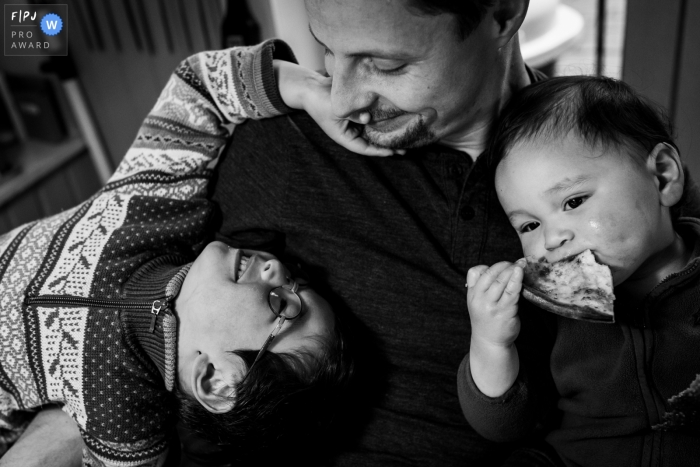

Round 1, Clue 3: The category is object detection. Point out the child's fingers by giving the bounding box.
[466,265,489,288]
[484,264,518,300]
[335,122,402,157]
[471,262,513,293]
[499,266,523,304]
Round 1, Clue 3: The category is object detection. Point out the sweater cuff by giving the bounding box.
[250,39,298,117]
[458,353,526,405]
[457,353,531,442]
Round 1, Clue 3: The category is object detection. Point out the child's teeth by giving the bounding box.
[238,256,249,276]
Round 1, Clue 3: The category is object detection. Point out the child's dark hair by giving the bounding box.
[488,75,677,170]
[488,75,688,218]
[173,310,354,464]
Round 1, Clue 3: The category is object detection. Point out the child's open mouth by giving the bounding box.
[238,254,250,279]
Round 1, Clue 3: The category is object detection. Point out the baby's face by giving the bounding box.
[495,132,670,286]
[176,242,335,362]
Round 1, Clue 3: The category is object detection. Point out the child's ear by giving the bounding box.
[648,142,684,207]
[190,352,244,414]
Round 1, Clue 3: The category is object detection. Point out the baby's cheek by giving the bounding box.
[519,233,541,259]
[585,210,625,246]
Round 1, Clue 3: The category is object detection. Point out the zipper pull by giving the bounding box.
[149,300,163,333]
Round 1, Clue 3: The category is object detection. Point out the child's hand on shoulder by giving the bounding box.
[466,260,526,350]
[274,60,405,157]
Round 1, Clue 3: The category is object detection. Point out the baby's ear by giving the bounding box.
[190,352,244,414]
[649,142,684,207]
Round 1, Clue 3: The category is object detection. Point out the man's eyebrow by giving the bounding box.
[308,25,413,60]
[544,175,590,195]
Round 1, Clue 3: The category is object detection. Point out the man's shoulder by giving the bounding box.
[228,111,345,156]
[220,111,352,177]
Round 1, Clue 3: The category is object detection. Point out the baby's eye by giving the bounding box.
[520,222,540,233]
[564,196,587,211]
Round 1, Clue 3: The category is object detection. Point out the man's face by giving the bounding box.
[306,0,504,149]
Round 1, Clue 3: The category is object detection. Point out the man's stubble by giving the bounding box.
[361,113,438,149]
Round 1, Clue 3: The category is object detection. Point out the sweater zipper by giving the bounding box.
[631,258,700,462]
[632,260,700,328]
[645,260,699,302]
[26,294,168,333]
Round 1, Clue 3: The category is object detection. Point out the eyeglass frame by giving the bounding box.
[249,279,304,370]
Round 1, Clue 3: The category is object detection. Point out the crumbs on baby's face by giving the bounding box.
[495,132,682,287]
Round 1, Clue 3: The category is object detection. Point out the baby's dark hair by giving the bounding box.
[487,75,691,219]
[173,310,354,464]
[488,75,677,171]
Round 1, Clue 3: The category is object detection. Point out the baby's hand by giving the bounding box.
[274,60,405,157]
[466,260,526,349]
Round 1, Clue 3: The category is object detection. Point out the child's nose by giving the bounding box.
[260,259,289,285]
[544,228,574,251]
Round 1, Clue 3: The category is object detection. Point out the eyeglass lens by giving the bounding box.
[268,285,302,319]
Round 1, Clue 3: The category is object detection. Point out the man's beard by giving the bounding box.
[360,109,437,149]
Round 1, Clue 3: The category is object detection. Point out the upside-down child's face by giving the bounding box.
[495,132,681,287]
[176,242,335,380]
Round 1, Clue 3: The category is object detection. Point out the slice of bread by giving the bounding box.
[522,249,615,323]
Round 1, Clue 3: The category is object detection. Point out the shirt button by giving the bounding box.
[460,205,475,220]
[451,166,463,176]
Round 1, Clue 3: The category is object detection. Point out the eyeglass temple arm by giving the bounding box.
[250,316,287,368]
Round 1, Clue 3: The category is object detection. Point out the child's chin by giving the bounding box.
[611,269,630,288]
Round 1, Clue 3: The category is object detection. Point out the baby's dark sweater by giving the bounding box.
[459,218,700,467]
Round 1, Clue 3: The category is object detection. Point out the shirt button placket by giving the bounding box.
[459,205,475,220]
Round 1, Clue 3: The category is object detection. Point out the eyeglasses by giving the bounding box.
[249,279,304,369]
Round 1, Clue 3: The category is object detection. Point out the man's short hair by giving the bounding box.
[174,311,354,464]
[405,0,496,38]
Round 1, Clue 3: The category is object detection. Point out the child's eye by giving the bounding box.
[520,222,540,233]
[564,196,587,211]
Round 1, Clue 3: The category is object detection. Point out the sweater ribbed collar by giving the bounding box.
[120,258,193,392]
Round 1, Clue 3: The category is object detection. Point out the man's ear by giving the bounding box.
[492,0,529,46]
[190,353,244,414]
[648,142,684,207]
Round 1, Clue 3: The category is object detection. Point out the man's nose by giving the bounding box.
[544,226,574,251]
[260,259,289,285]
[330,61,375,121]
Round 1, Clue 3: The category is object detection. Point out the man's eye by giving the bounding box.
[520,222,540,233]
[564,196,587,210]
[371,59,407,75]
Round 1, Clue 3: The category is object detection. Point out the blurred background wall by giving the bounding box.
[0,0,698,234]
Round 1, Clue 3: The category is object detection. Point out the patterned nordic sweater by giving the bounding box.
[0,40,293,466]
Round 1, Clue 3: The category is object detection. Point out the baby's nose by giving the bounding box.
[544,227,574,251]
[545,238,569,251]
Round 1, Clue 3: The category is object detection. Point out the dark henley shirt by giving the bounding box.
[210,110,548,466]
